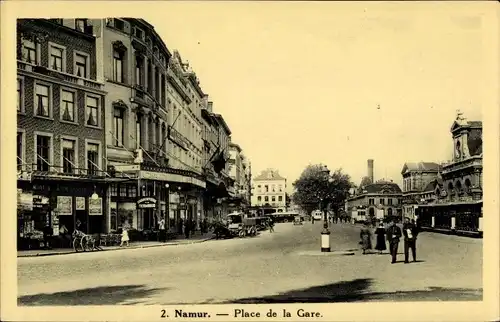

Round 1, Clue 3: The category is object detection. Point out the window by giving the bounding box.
[35,84,50,117]
[75,19,87,32]
[22,39,37,64]
[87,143,99,175]
[136,114,142,149]
[265,185,269,192]
[110,184,118,196]
[257,196,262,202]
[135,55,143,86]
[119,185,127,197]
[75,53,87,78]
[61,90,75,122]
[36,135,51,171]
[86,96,99,126]
[113,50,124,82]
[369,198,374,205]
[388,198,393,206]
[278,196,283,202]
[129,185,137,197]
[271,196,276,202]
[62,139,76,173]
[114,19,125,31]
[134,27,144,40]
[17,132,23,170]
[264,196,269,202]
[272,185,276,192]
[257,185,261,192]
[49,45,64,71]
[113,108,124,146]
[17,78,23,112]
[380,198,385,205]
[147,62,153,94]
[279,185,283,192]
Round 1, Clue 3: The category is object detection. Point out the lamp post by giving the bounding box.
[320,165,333,252]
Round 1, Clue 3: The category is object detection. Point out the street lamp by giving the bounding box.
[320,165,333,252]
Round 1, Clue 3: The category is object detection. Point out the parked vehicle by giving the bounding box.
[293,215,304,225]
[226,212,258,238]
[312,210,323,221]
[269,211,299,223]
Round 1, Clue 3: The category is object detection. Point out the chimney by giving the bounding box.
[367,159,374,183]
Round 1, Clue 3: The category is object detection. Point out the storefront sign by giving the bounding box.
[89,198,102,215]
[57,196,72,215]
[137,197,157,209]
[17,189,33,211]
[76,197,86,210]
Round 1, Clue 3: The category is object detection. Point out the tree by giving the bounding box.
[292,164,353,217]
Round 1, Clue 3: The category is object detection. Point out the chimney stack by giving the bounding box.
[367,159,374,183]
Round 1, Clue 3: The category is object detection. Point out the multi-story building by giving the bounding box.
[401,162,442,220]
[251,168,287,213]
[16,19,108,247]
[346,160,403,222]
[226,142,252,212]
[416,114,483,236]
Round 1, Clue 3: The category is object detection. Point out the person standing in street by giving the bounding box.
[403,217,419,263]
[158,216,166,242]
[184,219,190,239]
[268,217,275,233]
[386,219,402,264]
[120,226,130,247]
[359,222,372,254]
[374,221,387,254]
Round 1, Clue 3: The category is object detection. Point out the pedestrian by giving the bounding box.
[43,224,53,250]
[120,226,130,247]
[403,217,419,263]
[184,220,190,239]
[374,221,387,254]
[386,219,402,264]
[268,217,275,233]
[203,218,208,234]
[178,218,184,235]
[359,222,372,255]
[158,216,166,242]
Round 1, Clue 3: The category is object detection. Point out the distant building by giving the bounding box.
[227,142,252,211]
[347,160,403,222]
[401,162,442,220]
[415,114,483,236]
[251,168,287,213]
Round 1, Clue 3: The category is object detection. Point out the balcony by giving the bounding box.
[17,60,104,91]
[18,163,109,181]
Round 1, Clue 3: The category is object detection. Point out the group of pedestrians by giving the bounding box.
[359,217,419,264]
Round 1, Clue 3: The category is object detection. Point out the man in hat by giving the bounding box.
[386,219,402,264]
[403,217,419,263]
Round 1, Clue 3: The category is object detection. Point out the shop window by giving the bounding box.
[36,135,51,171]
[35,83,51,117]
[86,96,99,127]
[61,90,75,122]
[113,49,124,83]
[113,108,124,146]
[75,53,88,78]
[87,143,99,175]
[22,38,37,64]
[62,139,76,173]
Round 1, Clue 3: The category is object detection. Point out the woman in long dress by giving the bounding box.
[359,222,372,254]
[374,221,387,254]
[120,226,130,247]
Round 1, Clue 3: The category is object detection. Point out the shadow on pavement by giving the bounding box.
[18,284,166,306]
[221,278,482,303]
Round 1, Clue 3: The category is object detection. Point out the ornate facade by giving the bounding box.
[251,169,287,213]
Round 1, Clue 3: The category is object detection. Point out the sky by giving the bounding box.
[142,3,487,193]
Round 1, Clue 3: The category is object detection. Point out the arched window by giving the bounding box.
[369,208,375,216]
[455,180,462,193]
[464,178,472,194]
[448,182,454,194]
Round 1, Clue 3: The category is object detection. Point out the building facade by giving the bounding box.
[415,115,483,236]
[16,19,109,248]
[251,169,287,213]
[346,160,402,222]
[226,142,252,212]
[401,162,441,220]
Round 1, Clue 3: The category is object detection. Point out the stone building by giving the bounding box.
[16,19,109,247]
[401,162,442,220]
[227,142,252,212]
[416,114,483,236]
[251,169,287,213]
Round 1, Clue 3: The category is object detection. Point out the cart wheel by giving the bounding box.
[283,219,288,223]
[238,230,246,238]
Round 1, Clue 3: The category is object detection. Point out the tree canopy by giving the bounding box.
[292,164,353,216]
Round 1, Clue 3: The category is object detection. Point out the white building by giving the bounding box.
[251,168,287,212]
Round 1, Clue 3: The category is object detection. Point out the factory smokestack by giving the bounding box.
[367,159,374,183]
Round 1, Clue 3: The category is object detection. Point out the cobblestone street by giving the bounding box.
[18,222,482,305]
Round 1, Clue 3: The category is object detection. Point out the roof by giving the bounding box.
[422,179,441,192]
[253,168,286,181]
[360,182,402,194]
[401,162,441,175]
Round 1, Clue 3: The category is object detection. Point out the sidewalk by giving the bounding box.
[17,233,214,258]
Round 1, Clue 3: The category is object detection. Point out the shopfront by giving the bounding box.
[17,179,108,249]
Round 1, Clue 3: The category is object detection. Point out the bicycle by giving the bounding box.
[72,230,85,252]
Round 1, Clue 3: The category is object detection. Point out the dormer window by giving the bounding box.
[114,19,125,31]
[134,27,144,40]
[75,19,88,32]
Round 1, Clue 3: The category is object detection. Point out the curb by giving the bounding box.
[18,237,215,258]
